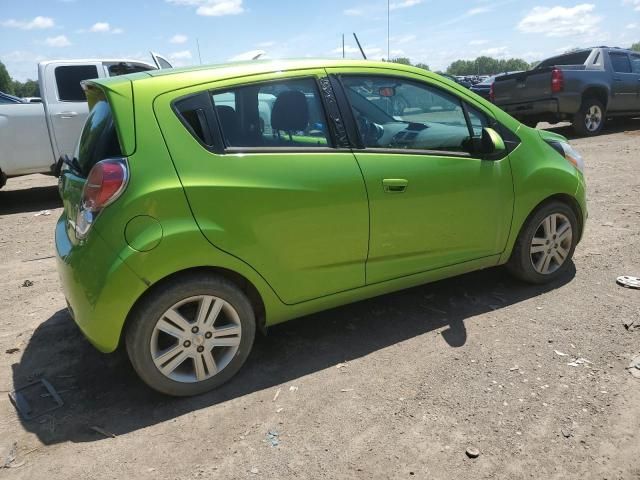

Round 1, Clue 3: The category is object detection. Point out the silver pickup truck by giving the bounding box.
[493,47,640,136]
[0,54,172,189]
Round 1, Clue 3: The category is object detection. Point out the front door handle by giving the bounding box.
[382,178,408,193]
[56,111,78,119]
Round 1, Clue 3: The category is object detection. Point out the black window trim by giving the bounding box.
[208,75,344,154]
[333,72,500,158]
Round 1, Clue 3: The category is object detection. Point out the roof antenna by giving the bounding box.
[353,33,367,60]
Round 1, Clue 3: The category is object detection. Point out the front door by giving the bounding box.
[156,71,369,304]
[330,71,514,284]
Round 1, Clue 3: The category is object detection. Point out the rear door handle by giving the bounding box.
[56,111,78,118]
[382,178,408,193]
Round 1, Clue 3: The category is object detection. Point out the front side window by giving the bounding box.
[211,78,330,148]
[341,75,486,153]
[610,53,632,73]
[55,65,99,102]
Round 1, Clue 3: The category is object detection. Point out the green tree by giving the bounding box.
[0,61,14,94]
[13,79,39,97]
[446,56,531,76]
[632,42,640,52]
[414,62,430,71]
[389,57,412,65]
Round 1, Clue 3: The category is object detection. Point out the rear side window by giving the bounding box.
[211,78,331,148]
[77,100,122,175]
[631,54,640,74]
[55,65,99,102]
[610,53,632,73]
[536,51,590,69]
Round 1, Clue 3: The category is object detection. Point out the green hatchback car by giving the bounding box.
[56,59,587,396]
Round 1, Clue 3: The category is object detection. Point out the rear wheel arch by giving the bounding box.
[121,266,267,348]
[581,86,609,110]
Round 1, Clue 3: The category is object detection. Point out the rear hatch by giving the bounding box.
[59,79,134,245]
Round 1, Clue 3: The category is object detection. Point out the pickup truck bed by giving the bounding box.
[493,47,640,136]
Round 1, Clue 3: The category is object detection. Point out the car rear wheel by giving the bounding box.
[573,98,605,136]
[126,274,255,396]
[507,201,578,284]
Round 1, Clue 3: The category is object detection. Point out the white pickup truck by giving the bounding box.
[0,53,172,188]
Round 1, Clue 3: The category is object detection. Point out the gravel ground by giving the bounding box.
[0,121,639,479]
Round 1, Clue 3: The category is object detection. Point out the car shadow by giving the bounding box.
[0,185,61,215]
[542,116,640,140]
[10,264,575,445]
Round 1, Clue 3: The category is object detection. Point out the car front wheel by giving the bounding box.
[126,274,256,396]
[507,201,579,284]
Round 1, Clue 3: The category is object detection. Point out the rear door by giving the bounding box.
[609,51,639,111]
[42,62,102,158]
[630,53,640,110]
[328,69,514,284]
[155,70,369,304]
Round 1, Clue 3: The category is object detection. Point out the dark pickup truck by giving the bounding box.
[493,47,640,135]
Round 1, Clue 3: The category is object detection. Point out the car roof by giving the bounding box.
[91,58,456,96]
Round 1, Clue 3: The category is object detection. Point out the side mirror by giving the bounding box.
[477,127,506,157]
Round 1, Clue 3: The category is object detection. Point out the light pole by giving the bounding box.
[387,0,390,61]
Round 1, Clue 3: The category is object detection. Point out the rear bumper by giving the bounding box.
[55,216,147,353]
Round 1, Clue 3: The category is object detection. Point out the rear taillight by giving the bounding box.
[489,82,495,103]
[551,68,564,94]
[75,158,128,239]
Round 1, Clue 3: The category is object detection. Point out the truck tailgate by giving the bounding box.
[493,69,554,105]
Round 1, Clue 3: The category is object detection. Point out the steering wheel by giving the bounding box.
[356,114,384,145]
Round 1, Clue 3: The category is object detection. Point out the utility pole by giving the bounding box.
[196,38,202,65]
[387,0,390,61]
[342,33,345,59]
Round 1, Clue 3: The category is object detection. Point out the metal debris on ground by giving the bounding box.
[336,362,348,370]
[266,430,280,447]
[567,358,592,367]
[340,388,354,392]
[2,442,17,469]
[21,280,33,287]
[272,388,281,402]
[617,276,640,290]
[33,210,51,217]
[250,467,259,474]
[627,355,640,379]
[554,350,569,357]
[622,318,636,330]
[9,378,64,420]
[465,447,480,458]
[289,385,298,392]
[90,426,116,438]
[5,348,20,354]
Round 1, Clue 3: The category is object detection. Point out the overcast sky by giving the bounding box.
[1,0,639,80]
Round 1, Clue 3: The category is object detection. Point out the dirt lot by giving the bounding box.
[1,121,639,479]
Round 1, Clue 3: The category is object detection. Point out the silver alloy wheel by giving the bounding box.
[530,213,573,275]
[585,105,602,132]
[150,295,242,383]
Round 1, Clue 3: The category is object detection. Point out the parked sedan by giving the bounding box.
[56,59,587,396]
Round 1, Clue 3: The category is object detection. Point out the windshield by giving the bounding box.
[77,100,122,175]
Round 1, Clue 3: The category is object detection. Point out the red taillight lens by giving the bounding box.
[82,158,127,212]
[489,82,495,103]
[551,68,564,94]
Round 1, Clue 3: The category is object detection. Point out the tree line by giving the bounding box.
[1,43,639,98]
[0,61,40,97]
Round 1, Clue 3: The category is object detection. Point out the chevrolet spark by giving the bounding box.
[56,60,587,396]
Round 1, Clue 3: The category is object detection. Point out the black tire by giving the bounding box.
[126,274,256,396]
[506,201,579,284]
[573,97,605,136]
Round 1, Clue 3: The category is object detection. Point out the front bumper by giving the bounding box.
[55,216,147,353]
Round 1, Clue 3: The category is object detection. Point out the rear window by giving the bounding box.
[536,51,590,69]
[55,65,99,102]
[77,100,122,175]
